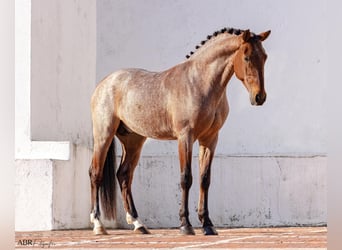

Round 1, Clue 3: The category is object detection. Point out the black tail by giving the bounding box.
[100,139,117,220]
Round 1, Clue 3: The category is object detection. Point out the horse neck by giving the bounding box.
[188,35,242,98]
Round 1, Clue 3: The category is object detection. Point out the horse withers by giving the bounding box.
[89,27,271,236]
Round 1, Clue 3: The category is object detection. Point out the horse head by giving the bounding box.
[233,30,271,106]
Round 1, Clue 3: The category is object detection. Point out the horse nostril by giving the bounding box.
[255,93,266,105]
[255,94,261,103]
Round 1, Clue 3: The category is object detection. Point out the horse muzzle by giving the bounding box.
[251,91,266,106]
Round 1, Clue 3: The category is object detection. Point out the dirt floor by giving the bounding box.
[15,226,326,249]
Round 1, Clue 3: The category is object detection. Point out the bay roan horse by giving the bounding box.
[89,27,271,236]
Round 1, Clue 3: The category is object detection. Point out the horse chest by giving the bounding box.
[196,110,226,135]
[196,98,229,136]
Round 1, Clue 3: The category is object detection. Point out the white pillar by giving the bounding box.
[15,0,71,231]
[15,0,71,161]
[16,0,97,231]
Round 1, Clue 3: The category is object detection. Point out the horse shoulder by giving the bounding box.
[205,92,229,133]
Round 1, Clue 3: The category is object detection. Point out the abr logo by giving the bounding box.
[17,239,34,246]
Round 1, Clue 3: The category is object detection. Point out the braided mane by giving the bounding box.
[185,27,257,59]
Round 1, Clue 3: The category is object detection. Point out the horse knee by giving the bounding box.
[180,172,193,190]
[200,174,211,190]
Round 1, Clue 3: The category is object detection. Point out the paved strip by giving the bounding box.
[181,235,264,248]
[15,227,327,249]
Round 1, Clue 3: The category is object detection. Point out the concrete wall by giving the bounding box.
[115,155,326,229]
[15,0,327,231]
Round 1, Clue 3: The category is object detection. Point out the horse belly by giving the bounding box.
[119,99,176,140]
[121,117,176,140]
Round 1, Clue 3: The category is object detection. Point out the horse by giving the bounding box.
[89,27,271,236]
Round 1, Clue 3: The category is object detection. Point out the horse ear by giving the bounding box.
[258,30,271,41]
[242,29,251,42]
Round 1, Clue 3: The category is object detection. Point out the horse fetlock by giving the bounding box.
[126,212,134,224]
[198,212,213,226]
[179,208,190,219]
[90,213,108,235]
[90,212,95,223]
[90,211,101,222]
[126,212,148,232]
[92,217,104,229]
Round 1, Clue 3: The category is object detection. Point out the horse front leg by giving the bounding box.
[198,134,219,235]
[178,134,195,235]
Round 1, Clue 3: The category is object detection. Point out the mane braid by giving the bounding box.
[185,27,247,59]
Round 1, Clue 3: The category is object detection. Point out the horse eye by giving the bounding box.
[244,56,250,62]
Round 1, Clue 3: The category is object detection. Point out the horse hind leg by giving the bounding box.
[89,115,120,235]
[116,132,150,234]
[89,136,118,235]
[89,152,107,234]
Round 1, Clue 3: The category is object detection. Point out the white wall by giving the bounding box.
[97,0,327,156]
[30,0,96,148]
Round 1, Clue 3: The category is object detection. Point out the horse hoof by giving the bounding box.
[134,226,151,234]
[180,225,195,235]
[202,226,218,235]
[93,226,108,235]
